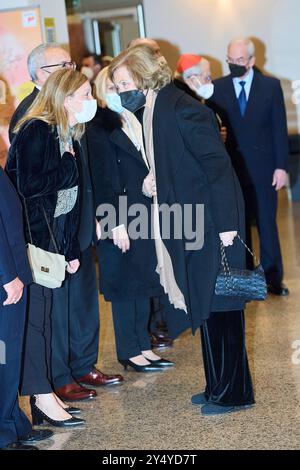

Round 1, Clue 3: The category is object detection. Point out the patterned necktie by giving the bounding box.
[238,81,247,116]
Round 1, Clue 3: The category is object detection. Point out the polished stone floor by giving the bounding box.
[20,190,300,450]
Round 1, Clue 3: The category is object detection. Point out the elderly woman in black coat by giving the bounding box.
[87,67,174,372]
[108,45,255,415]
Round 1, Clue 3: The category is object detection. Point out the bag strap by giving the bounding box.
[236,234,259,265]
[21,195,60,254]
[220,233,260,276]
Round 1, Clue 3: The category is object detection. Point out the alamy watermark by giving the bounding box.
[0,340,6,365]
[96,197,205,251]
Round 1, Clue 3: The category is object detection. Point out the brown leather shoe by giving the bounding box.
[151,333,173,349]
[55,382,97,402]
[78,368,124,387]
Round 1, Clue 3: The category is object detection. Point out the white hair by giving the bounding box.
[228,38,255,58]
[27,43,62,81]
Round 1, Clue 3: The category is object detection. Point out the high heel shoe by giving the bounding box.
[118,359,163,372]
[64,406,81,415]
[30,396,85,427]
[146,358,174,367]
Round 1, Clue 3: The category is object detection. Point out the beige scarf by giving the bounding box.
[143,90,187,313]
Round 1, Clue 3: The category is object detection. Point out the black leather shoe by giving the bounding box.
[118,359,164,372]
[150,333,173,349]
[268,283,289,296]
[1,442,38,450]
[146,358,174,367]
[20,429,53,444]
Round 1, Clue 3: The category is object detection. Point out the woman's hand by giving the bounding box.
[142,170,157,197]
[67,259,80,274]
[112,225,130,253]
[219,231,237,247]
[3,277,24,306]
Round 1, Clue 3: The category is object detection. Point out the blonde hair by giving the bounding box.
[109,45,172,91]
[94,66,109,108]
[14,69,88,141]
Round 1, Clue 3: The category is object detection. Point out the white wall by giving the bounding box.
[0,0,69,45]
[143,0,300,133]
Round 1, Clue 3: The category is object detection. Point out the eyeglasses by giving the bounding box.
[40,61,77,72]
[188,73,212,85]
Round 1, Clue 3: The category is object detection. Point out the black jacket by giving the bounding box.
[9,87,39,143]
[0,167,32,288]
[6,119,80,261]
[149,82,246,337]
[87,107,163,301]
[208,71,289,186]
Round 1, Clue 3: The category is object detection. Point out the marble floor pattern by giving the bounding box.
[19,191,300,450]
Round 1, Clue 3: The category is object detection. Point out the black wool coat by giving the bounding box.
[86,107,163,302]
[6,119,80,261]
[149,82,246,338]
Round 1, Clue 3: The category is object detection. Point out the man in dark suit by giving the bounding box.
[9,43,123,403]
[0,167,52,450]
[209,38,289,296]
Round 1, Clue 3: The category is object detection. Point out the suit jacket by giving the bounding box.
[208,71,289,186]
[149,82,246,337]
[9,87,39,143]
[0,167,32,288]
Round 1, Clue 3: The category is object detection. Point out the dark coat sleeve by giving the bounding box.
[175,96,239,233]
[87,124,121,219]
[271,80,289,171]
[0,168,32,286]
[16,121,78,198]
[0,213,17,286]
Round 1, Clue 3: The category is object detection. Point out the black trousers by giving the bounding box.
[0,288,32,448]
[112,298,152,360]
[243,184,283,287]
[51,246,99,388]
[149,296,168,334]
[200,310,255,407]
[19,283,53,396]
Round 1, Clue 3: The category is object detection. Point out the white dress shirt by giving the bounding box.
[232,67,254,101]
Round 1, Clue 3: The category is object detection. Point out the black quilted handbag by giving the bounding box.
[215,235,267,301]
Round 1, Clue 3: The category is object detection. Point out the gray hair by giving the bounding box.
[228,38,255,58]
[27,43,62,81]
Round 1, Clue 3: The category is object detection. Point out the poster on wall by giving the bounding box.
[0,7,43,166]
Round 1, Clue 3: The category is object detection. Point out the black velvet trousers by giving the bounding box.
[200,310,255,407]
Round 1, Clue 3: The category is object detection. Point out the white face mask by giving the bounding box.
[195,83,214,100]
[81,66,94,81]
[105,93,125,114]
[74,99,97,123]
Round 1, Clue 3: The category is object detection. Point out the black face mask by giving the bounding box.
[229,63,248,78]
[120,90,146,113]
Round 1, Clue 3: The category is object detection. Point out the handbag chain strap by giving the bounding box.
[220,234,260,288]
[22,195,60,254]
